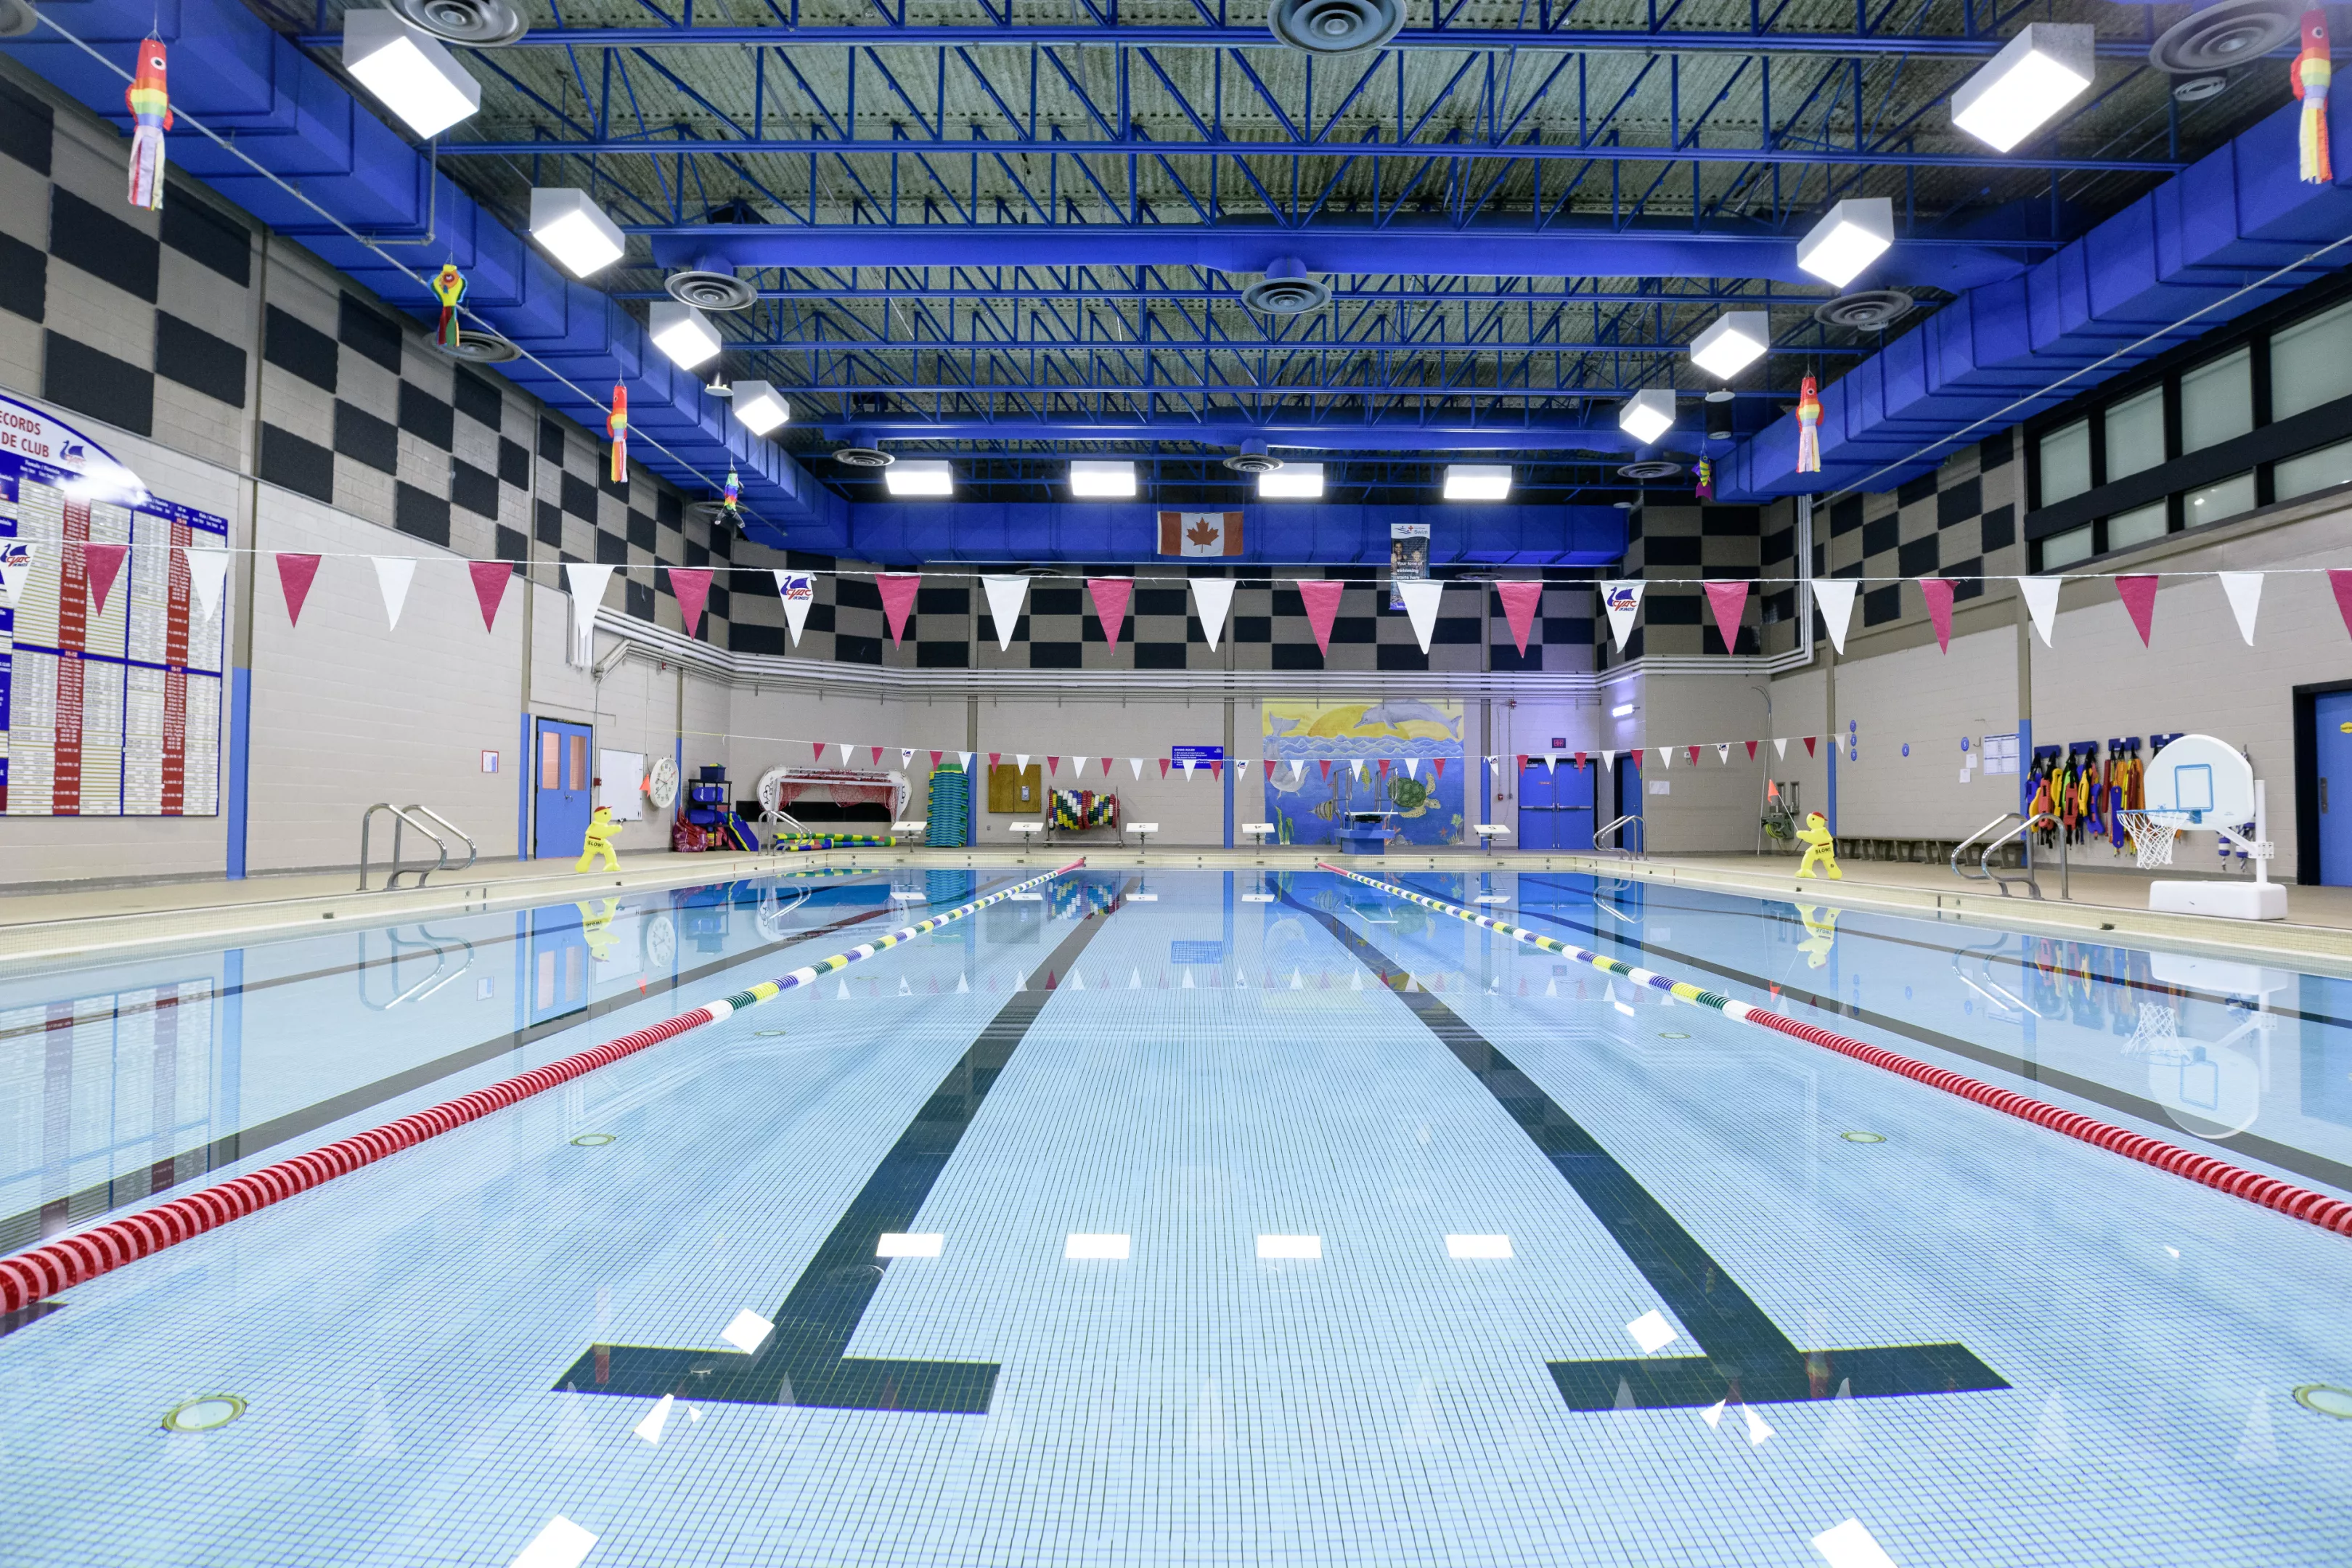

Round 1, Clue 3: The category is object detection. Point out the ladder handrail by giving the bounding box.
[401,805,477,878]
[1594,812,1645,857]
[359,803,446,891]
[1949,810,2065,901]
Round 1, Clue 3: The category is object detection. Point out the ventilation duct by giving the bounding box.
[1241,258,1331,315]
[0,0,38,38]
[1222,441,1283,474]
[388,0,528,46]
[1813,290,1916,332]
[1268,0,1404,54]
[833,445,896,469]
[2149,0,2298,73]
[666,258,759,312]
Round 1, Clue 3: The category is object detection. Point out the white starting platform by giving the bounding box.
[2121,734,2287,922]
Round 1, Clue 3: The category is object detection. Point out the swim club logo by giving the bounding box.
[777,570,818,644]
[1601,580,1646,652]
[0,392,148,504]
[0,541,29,611]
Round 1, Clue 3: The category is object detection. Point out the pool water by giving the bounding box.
[1,867,2348,1567]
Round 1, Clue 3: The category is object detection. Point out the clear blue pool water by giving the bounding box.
[1,866,2348,1567]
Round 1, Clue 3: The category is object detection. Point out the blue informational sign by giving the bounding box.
[1170,745,1225,762]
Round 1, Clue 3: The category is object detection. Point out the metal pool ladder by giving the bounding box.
[1595,812,1646,857]
[1951,811,2065,900]
[359,803,479,891]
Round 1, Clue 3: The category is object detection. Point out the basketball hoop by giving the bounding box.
[2119,809,2192,870]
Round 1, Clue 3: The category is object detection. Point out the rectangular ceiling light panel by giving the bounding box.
[1258,462,1325,499]
[343,10,482,138]
[1795,198,1894,290]
[1618,389,1676,446]
[1444,465,1513,501]
[1069,460,1138,498]
[528,187,626,278]
[885,460,955,497]
[1689,311,1771,380]
[1952,24,2096,152]
[730,380,790,435]
[650,301,723,369]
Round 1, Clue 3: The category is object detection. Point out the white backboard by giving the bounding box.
[2144,734,2254,826]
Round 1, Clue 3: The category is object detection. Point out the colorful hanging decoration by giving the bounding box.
[124,38,172,211]
[430,263,468,351]
[605,386,629,484]
[1694,457,1715,501]
[720,467,742,526]
[1794,375,1823,475]
[2295,9,2333,185]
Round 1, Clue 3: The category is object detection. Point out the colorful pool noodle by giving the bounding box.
[1315,862,2352,1240]
[0,859,1087,1315]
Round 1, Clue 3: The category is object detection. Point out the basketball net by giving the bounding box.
[2118,810,2192,870]
[2124,998,2182,1061]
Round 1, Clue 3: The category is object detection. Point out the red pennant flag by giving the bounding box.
[1919,577,1956,652]
[1746,740,1758,760]
[1295,579,1345,654]
[1433,757,1445,779]
[870,746,884,765]
[1087,577,1132,651]
[2115,574,2160,646]
[814,742,828,762]
[2332,570,2352,640]
[1515,753,1529,773]
[1377,758,1390,777]
[669,565,713,637]
[80,542,128,618]
[1209,760,1222,780]
[1575,751,1588,770]
[1702,579,1750,654]
[1495,580,1543,655]
[1320,759,1334,782]
[1803,735,1818,757]
[468,560,510,631]
[1101,757,1112,777]
[1159,757,1172,780]
[989,752,1002,767]
[931,750,944,767]
[1688,746,1701,766]
[276,552,322,626]
[878,572,920,647]
[1048,756,1061,776]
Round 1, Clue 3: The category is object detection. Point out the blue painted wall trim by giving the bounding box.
[224,665,250,880]
[1222,757,1234,849]
[515,712,532,860]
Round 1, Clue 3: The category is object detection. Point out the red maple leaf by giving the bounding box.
[1185,516,1221,549]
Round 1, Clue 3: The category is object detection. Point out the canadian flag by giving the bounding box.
[1158,510,1243,557]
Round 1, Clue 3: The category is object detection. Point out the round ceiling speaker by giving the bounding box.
[1813,289,1916,332]
[833,446,894,468]
[1241,261,1331,316]
[2149,0,2298,74]
[391,0,528,44]
[1268,0,1405,54]
[1222,440,1283,474]
[666,269,759,312]
[1617,460,1684,481]
[684,499,731,528]
[2172,72,2231,104]
[433,327,520,362]
[0,0,38,39]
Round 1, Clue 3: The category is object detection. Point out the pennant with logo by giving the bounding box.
[372,557,416,630]
[981,574,1028,650]
[0,540,31,610]
[1600,580,1643,653]
[1159,510,1243,556]
[902,749,915,769]
[1812,578,1858,655]
[1191,577,1236,650]
[1716,743,1731,764]
[775,571,817,646]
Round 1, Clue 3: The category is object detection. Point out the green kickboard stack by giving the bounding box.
[927,761,971,848]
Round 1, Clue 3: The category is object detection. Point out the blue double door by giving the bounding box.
[535,718,595,859]
[1518,761,1595,851]
[2317,693,2352,884]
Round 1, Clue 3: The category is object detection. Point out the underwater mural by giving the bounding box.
[1260,698,1465,846]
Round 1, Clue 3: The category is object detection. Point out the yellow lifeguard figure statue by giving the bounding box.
[1794,903,1839,967]
[575,805,622,873]
[1794,810,1842,880]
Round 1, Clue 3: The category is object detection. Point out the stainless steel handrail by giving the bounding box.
[1594,812,1645,857]
[1949,810,2065,900]
[402,805,477,878]
[359,803,446,891]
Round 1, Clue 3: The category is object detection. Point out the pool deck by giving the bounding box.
[6,841,2350,973]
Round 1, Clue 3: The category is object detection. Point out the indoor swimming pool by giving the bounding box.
[1,865,2348,1567]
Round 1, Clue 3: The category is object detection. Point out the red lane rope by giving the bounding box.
[1315,861,2352,1239]
[0,859,1089,1315]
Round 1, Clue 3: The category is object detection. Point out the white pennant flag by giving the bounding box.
[1601,580,1645,652]
[1659,747,1673,769]
[1397,579,1445,653]
[1180,759,1196,780]
[1130,757,1145,779]
[1543,753,1558,772]
[1349,759,1365,781]
[0,541,30,611]
[902,748,915,768]
[981,574,1029,651]
[1191,577,1236,650]
[775,571,816,646]
[372,557,417,630]
[2018,576,2062,648]
[180,547,229,621]
[1290,760,1304,782]
[1811,578,1858,655]
[564,563,615,664]
[1773,738,1788,759]
[1016,754,1030,770]
[2218,571,2263,646]
[1236,759,1250,778]
[1072,754,1088,777]
[1602,749,1616,770]
[958,751,975,772]
[1404,758,1420,779]
[1716,743,1731,764]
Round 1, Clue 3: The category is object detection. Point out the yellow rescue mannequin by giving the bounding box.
[575,805,622,873]
[1794,810,1842,880]
[1794,902,1839,968]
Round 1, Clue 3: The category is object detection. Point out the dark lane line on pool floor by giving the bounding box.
[1405,876,2352,1196]
[1290,889,2010,1416]
[552,878,1135,1415]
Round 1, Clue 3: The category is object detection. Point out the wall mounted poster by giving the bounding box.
[1261,698,1463,846]
[0,395,227,816]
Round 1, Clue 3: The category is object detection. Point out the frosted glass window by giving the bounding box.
[2179,347,2253,454]
[2041,523,2094,568]
[2277,437,2352,499]
[2105,500,2169,550]
[2038,419,2092,505]
[2271,299,2352,419]
[2183,470,2255,526]
[2104,386,2165,479]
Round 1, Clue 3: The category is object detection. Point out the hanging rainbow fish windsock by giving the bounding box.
[2295,10,2333,184]
[430,264,467,352]
[1794,375,1824,475]
[605,386,629,483]
[1694,456,1715,501]
[721,466,741,523]
[123,38,171,211]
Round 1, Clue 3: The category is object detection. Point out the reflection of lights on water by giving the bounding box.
[1840,1131,1887,1145]
[2294,1384,2352,1419]
[569,1132,615,1147]
[161,1395,246,1433]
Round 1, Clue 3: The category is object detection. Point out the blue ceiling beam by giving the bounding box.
[822,417,1683,452]
[835,502,1627,565]
[1723,101,2352,499]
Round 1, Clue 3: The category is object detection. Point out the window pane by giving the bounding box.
[2184,470,2256,526]
[569,734,588,790]
[2277,436,2352,499]
[2179,347,2253,454]
[2038,419,2092,505]
[2106,500,2169,551]
[2040,524,2094,568]
[540,731,559,789]
[2104,386,2165,479]
[2271,299,2352,420]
